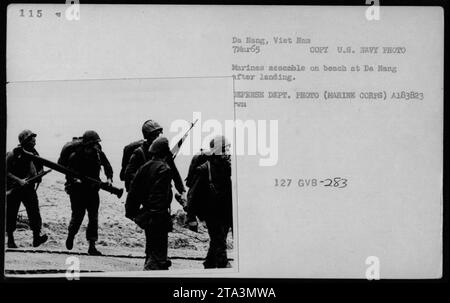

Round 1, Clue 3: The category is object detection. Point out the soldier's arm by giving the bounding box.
[100,151,114,181]
[6,151,13,172]
[151,166,173,202]
[120,146,129,181]
[6,152,25,186]
[65,151,79,184]
[125,167,144,219]
[194,163,209,186]
[185,155,201,187]
[7,173,27,186]
[184,165,208,225]
[124,151,142,186]
[31,148,44,173]
[166,155,185,194]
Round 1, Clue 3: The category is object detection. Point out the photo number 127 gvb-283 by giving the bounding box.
[274,177,348,188]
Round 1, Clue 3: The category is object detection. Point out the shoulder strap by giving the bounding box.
[138,146,147,162]
[206,160,212,182]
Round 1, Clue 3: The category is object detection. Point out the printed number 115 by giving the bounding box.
[20,9,43,17]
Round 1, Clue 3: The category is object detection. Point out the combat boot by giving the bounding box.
[65,233,75,250]
[143,257,152,270]
[143,256,159,270]
[88,241,103,256]
[7,233,17,249]
[162,260,172,270]
[32,232,48,247]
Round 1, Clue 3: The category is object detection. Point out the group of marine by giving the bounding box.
[5,119,233,270]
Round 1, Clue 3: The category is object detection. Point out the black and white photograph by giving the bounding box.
[2,2,445,284]
[4,77,237,276]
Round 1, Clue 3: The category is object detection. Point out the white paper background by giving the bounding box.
[6,5,443,278]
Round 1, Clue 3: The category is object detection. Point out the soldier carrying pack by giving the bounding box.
[58,137,83,167]
[119,139,145,183]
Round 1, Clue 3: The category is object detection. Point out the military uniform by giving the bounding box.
[124,120,185,195]
[198,156,232,268]
[125,137,174,270]
[64,130,113,255]
[186,136,232,268]
[6,130,47,248]
[126,142,185,192]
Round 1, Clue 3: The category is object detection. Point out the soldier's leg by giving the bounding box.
[21,187,48,247]
[86,191,99,242]
[144,227,159,270]
[66,188,86,250]
[145,230,170,270]
[204,219,220,268]
[6,191,22,248]
[21,188,41,232]
[144,227,151,267]
[86,190,101,255]
[157,226,170,269]
[144,215,170,270]
[216,223,231,268]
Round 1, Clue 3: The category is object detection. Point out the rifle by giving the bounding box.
[6,169,52,196]
[21,150,124,198]
[170,119,198,159]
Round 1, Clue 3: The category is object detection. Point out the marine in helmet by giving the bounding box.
[124,119,186,201]
[186,135,233,268]
[5,129,48,248]
[64,130,113,255]
[125,136,175,270]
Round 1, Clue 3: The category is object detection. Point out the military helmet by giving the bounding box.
[82,130,101,145]
[209,135,230,155]
[148,136,170,156]
[18,129,37,145]
[142,120,163,138]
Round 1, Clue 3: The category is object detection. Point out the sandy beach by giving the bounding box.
[4,172,234,274]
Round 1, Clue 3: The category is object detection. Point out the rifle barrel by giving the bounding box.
[26,169,52,183]
[171,119,199,159]
[6,169,52,196]
[21,150,123,198]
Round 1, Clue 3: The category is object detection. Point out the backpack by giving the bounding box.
[185,151,208,187]
[58,137,83,167]
[119,139,145,181]
[185,151,211,221]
